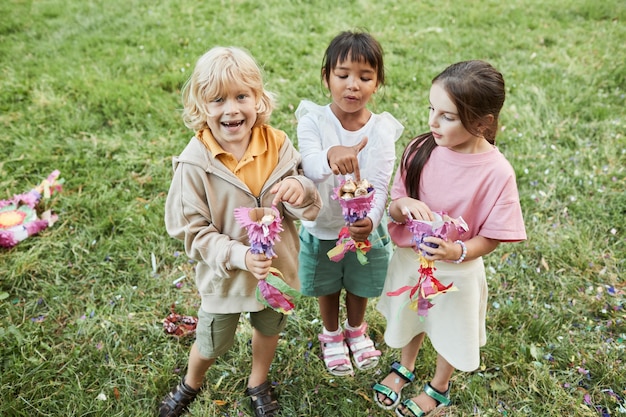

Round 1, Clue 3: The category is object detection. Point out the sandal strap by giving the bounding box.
[318,332,344,344]
[347,338,376,352]
[373,382,399,403]
[245,380,273,397]
[348,339,381,360]
[423,382,451,407]
[391,361,416,383]
[245,381,280,416]
[343,321,369,338]
[320,344,348,357]
[398,398,426,417]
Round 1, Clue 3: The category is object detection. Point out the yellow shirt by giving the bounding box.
[196,125,286,196]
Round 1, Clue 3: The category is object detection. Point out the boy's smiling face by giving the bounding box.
[205,84,258,158]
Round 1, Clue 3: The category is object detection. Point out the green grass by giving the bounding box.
[1,0,624,416]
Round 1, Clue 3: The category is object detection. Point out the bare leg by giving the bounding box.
[184,342,216,390]
[400,333,425,371]
[159,341,213,416]
[345,291,367,328]
[248,328,280,388]
[318,291,341,332]
[376,333,425,405]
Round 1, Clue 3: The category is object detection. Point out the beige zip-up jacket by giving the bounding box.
[165,125,321,314]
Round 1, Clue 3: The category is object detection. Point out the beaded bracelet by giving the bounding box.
[453,240,467,263]
[387,204,406,225]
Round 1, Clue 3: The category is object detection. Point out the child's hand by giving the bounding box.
[418,236,456,260]
[270,178,305,206]
[327,137,368,181]
[349,217,373,242]
[395,197,434,221]
[245,250,274,280]
[421,236,499,262]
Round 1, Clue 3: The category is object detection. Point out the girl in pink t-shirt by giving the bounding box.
[374,60,527,416]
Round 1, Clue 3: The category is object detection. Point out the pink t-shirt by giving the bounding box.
[389,145,527,247]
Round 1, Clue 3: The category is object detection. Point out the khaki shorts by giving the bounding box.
[195,308,287,359]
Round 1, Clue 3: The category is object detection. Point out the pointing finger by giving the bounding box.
[353,163,361,182]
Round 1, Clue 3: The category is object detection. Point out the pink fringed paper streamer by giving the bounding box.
[234,206,283,258]
[256,268,300,314]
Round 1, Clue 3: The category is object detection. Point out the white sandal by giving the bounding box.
[318,332,354,376]
[344,322,381,370]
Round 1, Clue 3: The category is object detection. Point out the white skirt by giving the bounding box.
[377,247,487,372]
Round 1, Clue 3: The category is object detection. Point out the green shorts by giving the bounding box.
[298,222,392,298]
[195,308,287,359]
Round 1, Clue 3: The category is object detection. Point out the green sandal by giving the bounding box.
[372,361,416,410]
[395,382,451,417]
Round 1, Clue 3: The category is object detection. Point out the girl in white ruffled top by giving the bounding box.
[296,30,404,377]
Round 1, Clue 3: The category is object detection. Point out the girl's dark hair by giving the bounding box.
[402,60,506,198]
[321,31,385,86]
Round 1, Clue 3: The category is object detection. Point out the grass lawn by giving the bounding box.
[1,0,624,416]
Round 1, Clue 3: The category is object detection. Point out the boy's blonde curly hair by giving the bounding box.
[181,46,275,132]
